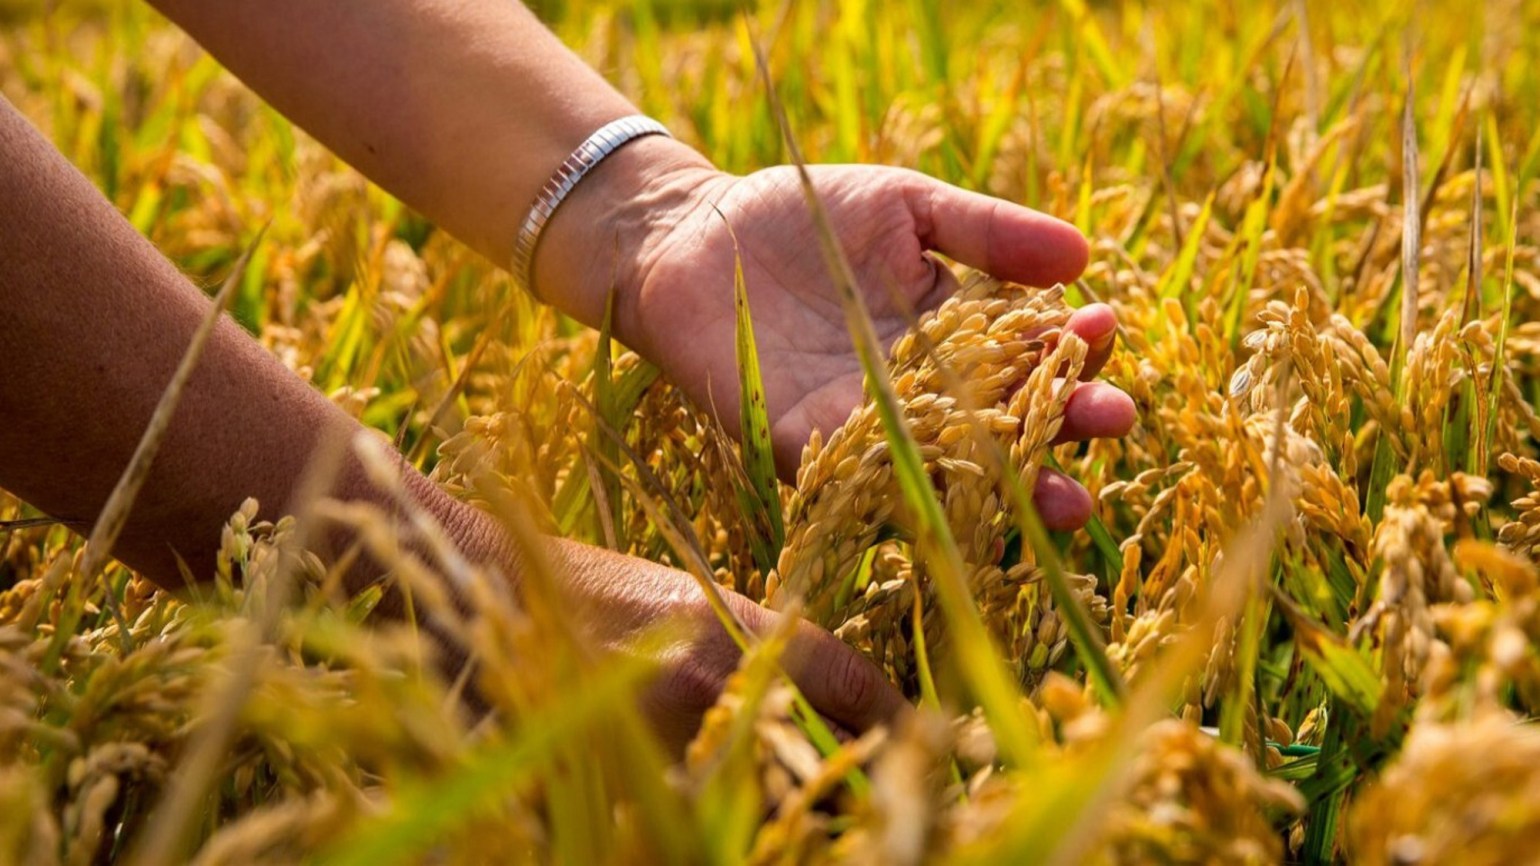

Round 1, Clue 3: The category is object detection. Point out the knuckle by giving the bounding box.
[827,649,878,721]
[657,651,726,713]
[686,599,746,655]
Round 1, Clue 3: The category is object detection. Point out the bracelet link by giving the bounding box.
[511,115,672,302]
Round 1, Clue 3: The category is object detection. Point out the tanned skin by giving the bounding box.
[0,1,1135,750]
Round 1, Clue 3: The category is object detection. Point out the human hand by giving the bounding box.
[616,163,1135,530]
[543,540,907,753]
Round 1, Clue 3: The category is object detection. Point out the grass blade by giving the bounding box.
[550,359,661,535]
[747,24,1041,767]
[1484,194,1520,476]
[719,210,786,573]
[1156,191,1214,324]
[1271,586,1381,718]
[79,226,264,651]
[314,653,654,866]
[1397,64,1421,361]
[591,285,626,546]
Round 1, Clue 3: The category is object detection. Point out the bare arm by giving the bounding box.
[0,0,1133,746]
[0,95,904,747]
[147,0,1129,494]
[0,95,415,585]
[148,0,714,340]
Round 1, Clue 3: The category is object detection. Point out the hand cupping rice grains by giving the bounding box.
[6,2,1540,863]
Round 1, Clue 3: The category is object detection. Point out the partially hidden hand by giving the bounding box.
[611,157,1137,531]
[525,140,1140,749]
[545,540,908,754]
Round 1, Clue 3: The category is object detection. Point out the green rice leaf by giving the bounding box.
[1272,587,1381,717]
[749,31,1038,766]
[723,215,785,572]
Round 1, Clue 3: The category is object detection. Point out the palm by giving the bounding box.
[630,163,1129,528]
[637,166,946,471]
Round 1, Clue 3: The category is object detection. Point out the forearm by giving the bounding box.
[147,0,715,338]
[0,95,490,598]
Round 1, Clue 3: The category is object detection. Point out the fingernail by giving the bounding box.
[1091,328,1116,352]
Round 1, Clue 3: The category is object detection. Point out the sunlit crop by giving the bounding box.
[3,1,1540,863]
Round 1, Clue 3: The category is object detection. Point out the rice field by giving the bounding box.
[3,0,1540,863]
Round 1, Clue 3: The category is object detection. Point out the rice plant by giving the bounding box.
[3,0,1540,863]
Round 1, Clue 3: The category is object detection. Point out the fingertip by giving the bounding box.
[917,179,1090,288]
[1033,468,1093,531]
[1043,216,1091,285]
[1067,303,1117,349]
[999,209,1089,287]
[1065,303,1118,377]
[1056,381,1137,443]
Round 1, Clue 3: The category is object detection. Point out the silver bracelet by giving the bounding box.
[511,114,672,301]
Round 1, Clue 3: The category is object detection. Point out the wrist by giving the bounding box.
[531,133,720,348]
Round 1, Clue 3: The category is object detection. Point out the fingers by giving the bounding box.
[1062,303,1118,379]
[1033,378,1128,528]
[1033,467,1093,531]
[723,593,910,736]
[1014,303,1134,446]
[1021,304,1117,379]
[910,175,1089,288]
[780,617,911,733]
[1054,381,1137,445]
[1033,304,1133,530]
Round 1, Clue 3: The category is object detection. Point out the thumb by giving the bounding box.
[908,173,1090,288]
[728,594,908,732]
[779,617,910,733]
